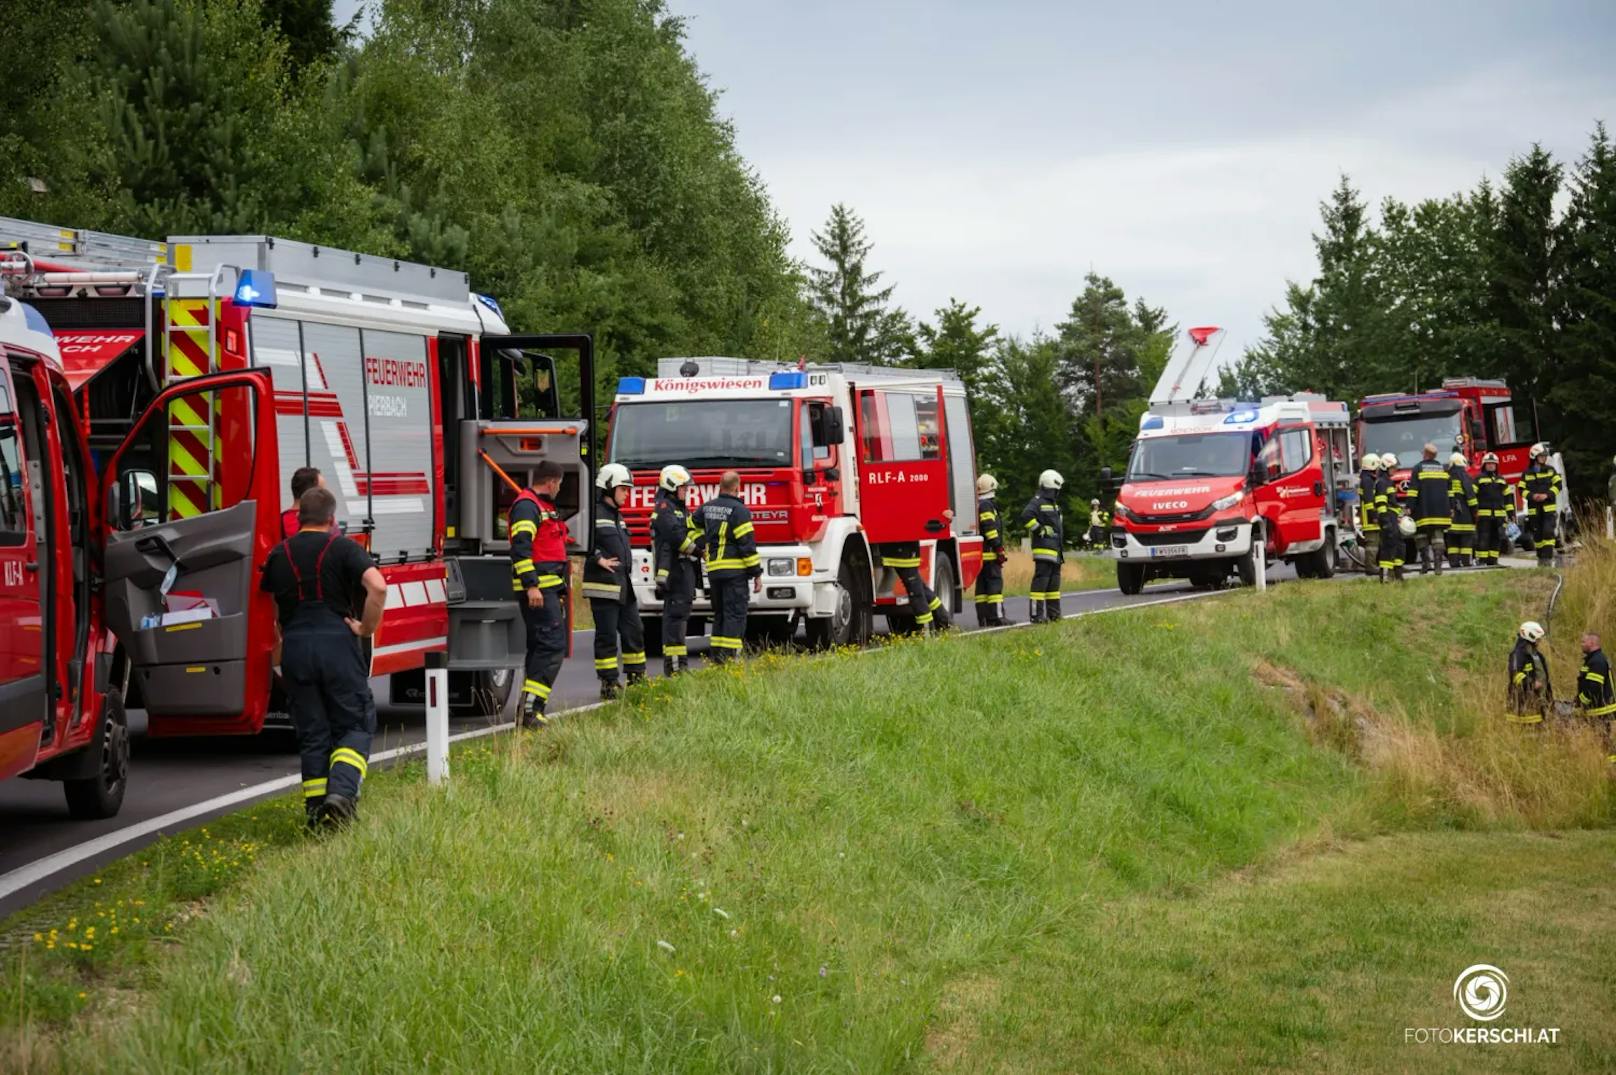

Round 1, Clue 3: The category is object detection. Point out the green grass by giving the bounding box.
[6,569,1613,1072]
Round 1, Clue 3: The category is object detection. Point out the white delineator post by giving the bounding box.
[1606,505,1613,541]
[425,650,449,785]
[1254,528,1268,592]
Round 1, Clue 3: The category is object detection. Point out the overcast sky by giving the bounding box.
[336,1,1616,353]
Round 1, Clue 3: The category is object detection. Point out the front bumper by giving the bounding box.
[1112,519,1253,562]
[629,546,842,619]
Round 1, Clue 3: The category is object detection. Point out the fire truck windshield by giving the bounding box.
[1359,412,1463,469]
[1127,432,1251,479]
[610,398,794,469]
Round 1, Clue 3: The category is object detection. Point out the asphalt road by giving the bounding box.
[1,567,1304,917]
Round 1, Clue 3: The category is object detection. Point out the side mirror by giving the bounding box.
[1099,466,1113,484]
[813,406,845,447]
[1248,466,1264,489]
[112,469,157,530]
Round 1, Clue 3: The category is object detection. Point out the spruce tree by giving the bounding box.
[1550,124,1616,484]
[808,204,915,365]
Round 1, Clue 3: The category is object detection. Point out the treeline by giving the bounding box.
[1221,124,1616,490]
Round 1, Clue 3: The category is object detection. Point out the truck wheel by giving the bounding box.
[805,552,871,650]
[1117,562,1146,595]
[642,616,664,659]
[1237,528,1261,587]
[934,554,957,616]
[64,693,130,820]
[463,668,516,718]
[1312,532,1338,579]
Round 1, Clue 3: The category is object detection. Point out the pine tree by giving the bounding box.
[262,0,340,71]
[1052,272,1148,419]
[917,299,998,394]
[808,204,915,365]
[1486,145,1563,438]
[1550,124,1616,486]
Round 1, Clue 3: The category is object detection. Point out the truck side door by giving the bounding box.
[1255,424,1323,550]
[0,358,45,778]
[853,386,951,544]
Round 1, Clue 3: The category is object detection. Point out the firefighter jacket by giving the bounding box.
[1447,466,1478,531]
[1521,461,1561,517]
[1577,648,1616,717]
[651,489,701,586]
[1409,459,1451,528]
[694,493,762,579]
[1019,492,1064,562]
[1474,471,1513,519]
[582,493,634,602]
[1508,638,1550,719]
[979,496,1005,562]
[1373,474,1400,527]
[509,489,569,593]
[1358,469,1379,530]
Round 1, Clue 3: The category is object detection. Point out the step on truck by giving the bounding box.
[0,217,595,736]
[608,357,984,649]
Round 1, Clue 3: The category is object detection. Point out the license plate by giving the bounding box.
[1149,545,1189,558]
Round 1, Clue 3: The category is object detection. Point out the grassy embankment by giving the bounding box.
[6,552,1615,1072]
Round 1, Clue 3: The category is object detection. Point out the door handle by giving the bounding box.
[1313,482,1325,496]
[23,561,38,573]
[924,519,945,533]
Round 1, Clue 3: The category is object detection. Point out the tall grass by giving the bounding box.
[994,548,1113,595]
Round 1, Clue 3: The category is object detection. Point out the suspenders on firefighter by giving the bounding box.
[1408,444,1450,575]
[1019,470,1065,623]
[259,487,386,829]
[693,470,762,662]
[509,460,571,729]
[584,464,647,700]
[1446,452,1478,569]
[652,464,702,676]
[1521,443,1562,566]
[974,474,1007,627]
[1473,453,1512,567]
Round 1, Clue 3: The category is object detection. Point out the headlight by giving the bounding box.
[1113,503,1136,522]
[766,558,794,576]
[1211,492,1243,512]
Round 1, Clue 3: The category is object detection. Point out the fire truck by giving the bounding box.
[607,358,984,648]
[1106,327,1356,592]
[1,217,594,737]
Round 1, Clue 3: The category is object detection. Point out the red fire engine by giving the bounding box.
[1356,378,1542,504]
[607,358,984,648]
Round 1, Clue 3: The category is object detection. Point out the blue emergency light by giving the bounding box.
[233,269,277,309]
[474,293,505,320]
[617,376,647,395]
[1223,408,1259,425]
[768,371,807,390]
[1140,414,1164,431]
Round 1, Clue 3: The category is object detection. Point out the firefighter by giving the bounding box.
[1020,470,1065,622]
[1473,452,1512,567]
[583,463,645,699]
[260,487,386,828]
[1521,443,1561,565]
[652,464,702,676]
[1507,620,1551,725]
[1446,451,1478,569]
[1374,454,1405,582]
[1408,443,1451,574]
[1357,453,1381,575]
[974,474,1007,627]
[281,467,324,540]
[1576,632,1616,763]
[875,512,956,635]
[509,460,570,729]
[1086,498,1107,550]
[693,470,762,662]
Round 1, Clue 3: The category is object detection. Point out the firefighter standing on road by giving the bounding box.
[1357,453,1382,575]
[1576,632,1616,763]
[1473,453,1512,567]
[584,464,646,699]
[1507,620,1551,725]
[1409,443,1451,575]
[1521,444,1561,566]
[281,467,325,540]
[260,487,386,828]
[694,470,762,662]
[1020,470,1065,622]
[652,464,701,676]
[1446,452,1478,569]
[1375,454,1406,582]
[974,474,1007,627]
[509,460,570,729]
[876,511,957,635]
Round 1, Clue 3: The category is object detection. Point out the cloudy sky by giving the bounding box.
[337,1,1616,353]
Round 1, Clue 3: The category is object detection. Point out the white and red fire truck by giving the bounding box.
[607,357,984,648]
[1,217,595,738]
[1107,327,1356,592]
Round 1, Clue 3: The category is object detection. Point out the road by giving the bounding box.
[0,568,1301,917]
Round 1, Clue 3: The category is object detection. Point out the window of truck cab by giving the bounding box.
[608,398,793,469]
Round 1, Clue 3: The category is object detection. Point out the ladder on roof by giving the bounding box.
[0,216,167,271]
[1149,326,1228,406]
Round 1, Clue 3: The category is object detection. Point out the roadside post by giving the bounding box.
[1254,535,1268,592]
[425,650,449,785]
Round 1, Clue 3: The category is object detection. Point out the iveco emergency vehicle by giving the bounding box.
[607,357,984,648]
[1107,326,1356,592]
[1,217,595,736]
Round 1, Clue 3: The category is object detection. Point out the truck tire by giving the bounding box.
[1117,562,1146,595]
[806,551,871,650]
[461,668,516,718]
[1237,527,1261,587]
[934,554,957,617]
[1311,531,1338,579]
[64,693,130,820]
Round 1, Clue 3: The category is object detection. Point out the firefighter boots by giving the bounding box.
[318,793,357,829]
[600,681,621,701]
[663,657,679,678]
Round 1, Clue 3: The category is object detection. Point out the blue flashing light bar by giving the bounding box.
[474,293,505,320]
[1140,414,1164,431]
[617,376,647,395]
[1223,408,1260,425]
[233,269,278,309]
[768,371,808,390]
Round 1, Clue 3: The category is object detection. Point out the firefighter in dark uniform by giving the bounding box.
[974,473,1007,627]
[1576,632,1616,764]
[1375,454,1406,582]
[1019,469,1065,622]
[260,487,386,828]
[1446,451,1478,569]
[693,470,761,662]
[509,460,571,729]
[1521,443,1561,565]
[652,464,701,676]
[1357,453,1382,575]
[1507,620,1550,726]
[1409,443,1451,574]
[583,463,645,699]
[1473,453,1512,567]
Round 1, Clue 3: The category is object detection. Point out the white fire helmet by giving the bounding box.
[1361,453,1381,471]
[596,462,632,491]
[1380,453,1399,471]
[1449,452,1468,468]
[1482,452,1500,467]
[659,464,693,492]
[976,473,998,495]
[1519,620,1545,643]
[1530,442,1549,461]
[1397,514,1417,537]
[1038,469,1064,491]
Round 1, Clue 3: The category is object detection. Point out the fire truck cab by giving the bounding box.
[608,358,983,649]
[1109,395,1355,592]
